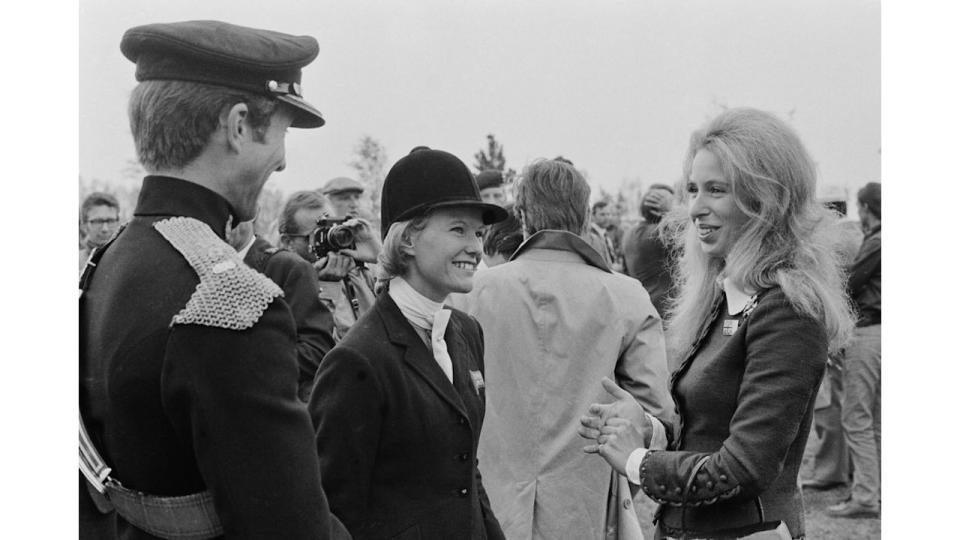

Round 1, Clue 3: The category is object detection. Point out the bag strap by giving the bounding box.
[679,455,764,538]
[79,224,125,292]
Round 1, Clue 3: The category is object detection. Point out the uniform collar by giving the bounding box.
[510,230,612,273]
[133,176,238,239]
[235,234,257,260]
[718,276,757,316]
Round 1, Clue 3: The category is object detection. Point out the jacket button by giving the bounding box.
[457,453,469,462]
[622,498,631,509]
[674,487,682,495]
[706,481,714,489]
[459,488,468,497]
[659,484,666,492]
[719,474,728,482]
[458,417,467,425]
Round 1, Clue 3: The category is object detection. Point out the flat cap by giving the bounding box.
[322,177,365,196]
[476,170,504,191]
[120,20,325,128]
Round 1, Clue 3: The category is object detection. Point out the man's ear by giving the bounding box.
[223,102,250,154]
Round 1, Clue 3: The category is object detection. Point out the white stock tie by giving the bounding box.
[430,309,453,383]
[389,277,454,383]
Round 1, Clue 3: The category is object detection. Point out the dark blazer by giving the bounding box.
[309,292,505,540]
[638,287,826,539]
[80,176,348,540]
[243,236,335,401]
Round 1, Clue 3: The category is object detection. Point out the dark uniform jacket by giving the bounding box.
[639,287,826,539]
[80,176,348,539]
[243,236,335,401]
[309,292,505,540]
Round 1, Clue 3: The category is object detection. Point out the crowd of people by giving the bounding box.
[79,19,881,540]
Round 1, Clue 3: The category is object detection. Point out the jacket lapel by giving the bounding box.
[378,294,469,419]
[443,315,476,399]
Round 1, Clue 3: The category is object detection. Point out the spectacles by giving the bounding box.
[87,218,119,226]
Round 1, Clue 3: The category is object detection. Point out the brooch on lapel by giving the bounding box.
[722,319,739,336]
[469,370,485,395]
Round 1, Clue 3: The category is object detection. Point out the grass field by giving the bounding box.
[630,432,881,539]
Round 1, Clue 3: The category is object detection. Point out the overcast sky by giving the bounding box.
[80,0,879,200]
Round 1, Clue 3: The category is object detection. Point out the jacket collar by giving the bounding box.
[236,234,257,261]
[133,176,238,239]
[376,292,469,419]
[510,230,612,273]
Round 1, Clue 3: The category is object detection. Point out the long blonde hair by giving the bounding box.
[663,108,855,360]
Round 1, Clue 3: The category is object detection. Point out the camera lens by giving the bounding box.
[329,226,355,249]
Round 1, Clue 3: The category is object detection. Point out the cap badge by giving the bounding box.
[266,80,302,97]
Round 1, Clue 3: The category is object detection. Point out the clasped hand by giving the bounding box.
[577,377,651,476]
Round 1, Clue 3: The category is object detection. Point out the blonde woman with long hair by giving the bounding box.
[581,108,855,539]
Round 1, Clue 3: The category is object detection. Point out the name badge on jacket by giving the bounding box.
[469,370,485,395]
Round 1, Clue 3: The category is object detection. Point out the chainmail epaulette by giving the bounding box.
[154,217,283,331]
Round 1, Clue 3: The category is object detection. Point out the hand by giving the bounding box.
[643,190,674,216]
[315,252,357,280]
[588,377,650,428]
[578,377,652,448]
[587,418,647,476]
[336,218,381,264]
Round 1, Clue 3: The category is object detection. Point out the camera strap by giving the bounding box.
[342,274,361,320]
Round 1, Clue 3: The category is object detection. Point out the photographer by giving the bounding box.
[279,189,380,341]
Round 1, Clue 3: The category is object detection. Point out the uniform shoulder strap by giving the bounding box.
[154,217,282,331]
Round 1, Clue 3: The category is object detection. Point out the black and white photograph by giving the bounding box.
[7,0,936,537]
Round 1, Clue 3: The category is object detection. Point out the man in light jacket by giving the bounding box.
[458,158,675,540]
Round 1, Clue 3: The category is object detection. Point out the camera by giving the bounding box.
[310,217,357,259]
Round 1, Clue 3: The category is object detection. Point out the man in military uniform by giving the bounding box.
[80,20,349,539]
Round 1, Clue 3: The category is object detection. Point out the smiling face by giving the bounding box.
[686,149,749,259]
[403,207,485,301]
[230,106,295,220]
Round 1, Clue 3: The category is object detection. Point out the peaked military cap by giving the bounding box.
[120,20,325,128]
[380,147,508,239]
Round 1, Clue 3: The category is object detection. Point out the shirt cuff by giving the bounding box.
[647,413,667,451]
[626,447,648,485]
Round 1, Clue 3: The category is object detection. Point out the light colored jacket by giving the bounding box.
[457,230,674,540]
